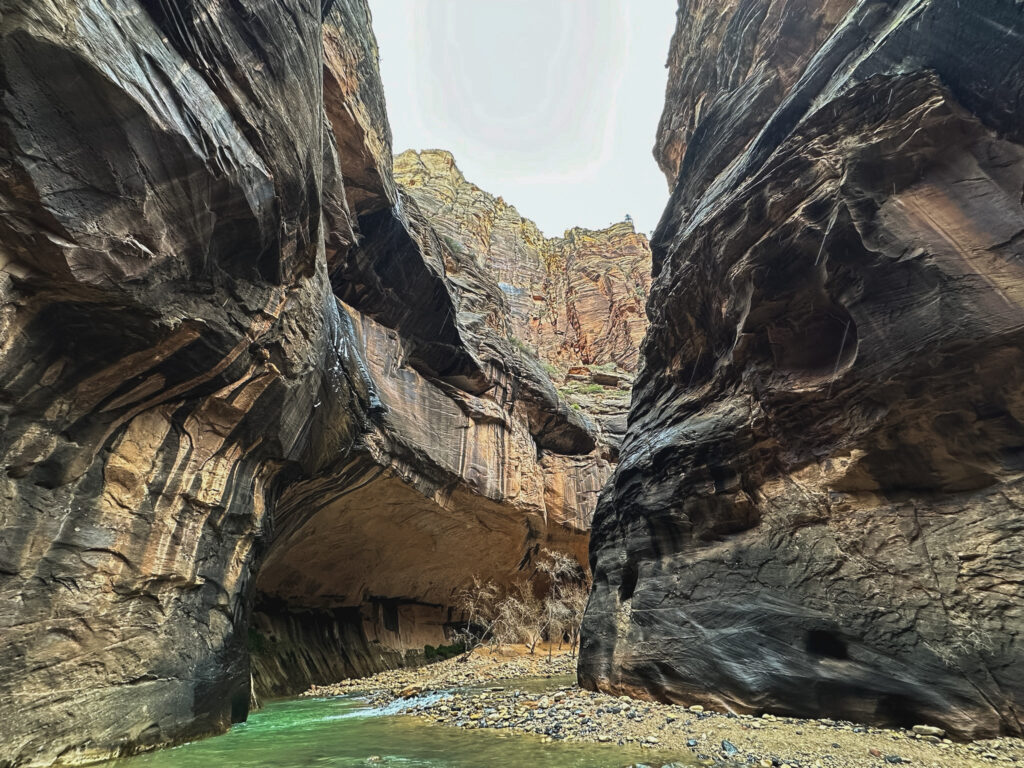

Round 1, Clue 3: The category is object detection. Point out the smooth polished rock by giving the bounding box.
[581,0,1024,741]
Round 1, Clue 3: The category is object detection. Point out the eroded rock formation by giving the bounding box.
[394,149,651,373]
[0,1,641,764]
[393,149,651,455]
[1,1,350,762]
[581,0,1024,741]
[249,153,655,702]
[250,295,610,698]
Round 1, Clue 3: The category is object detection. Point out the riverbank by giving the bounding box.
[305,646,1024,768]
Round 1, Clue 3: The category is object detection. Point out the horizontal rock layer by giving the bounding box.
[392,149,652,456]
[255,302,605,613]
[581,0,1024,741]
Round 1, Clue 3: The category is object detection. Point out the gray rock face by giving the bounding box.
[580,0,1024,741]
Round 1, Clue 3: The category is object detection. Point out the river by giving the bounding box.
[107,678,693,768]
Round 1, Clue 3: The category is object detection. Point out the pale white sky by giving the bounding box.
[368,0,676,237]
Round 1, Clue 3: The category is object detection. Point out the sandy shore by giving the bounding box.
[304,647,1024,768]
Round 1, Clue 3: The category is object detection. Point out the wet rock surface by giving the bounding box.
[1,0,349,762]
[582,0,1024,741]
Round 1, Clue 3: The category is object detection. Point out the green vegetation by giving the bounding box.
[541,361,560,378]
[582,384,604,394]
[570,403,581,411]
[247,628,276,655]
[510,336,538,360]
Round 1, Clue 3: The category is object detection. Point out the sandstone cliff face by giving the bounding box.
[581,0,1024,740]
[394,150,652,373]
[248,150,651,699]
[1,1,352,762]
[0,1,620,765]
[250,295,611,699]
[393,149,651,456]
[654,0,856,187]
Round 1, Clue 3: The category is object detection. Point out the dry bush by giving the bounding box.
[456,549,593,657]
[559,579,590,656]
[493,582,545,653]
[454,575,499,652]
[536,548,591,657]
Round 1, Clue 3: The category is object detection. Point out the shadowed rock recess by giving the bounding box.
[580,0,1024,742]
[0,1,649,764]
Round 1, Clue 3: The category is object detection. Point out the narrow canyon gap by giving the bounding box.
[0,0,1022,766]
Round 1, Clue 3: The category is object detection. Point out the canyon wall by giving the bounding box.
[250,152,655,701]
[394,149,651,373]
[0,1,647,765]
[581,0,1024,741]
[393,149,652,454]
[0,0,353,762]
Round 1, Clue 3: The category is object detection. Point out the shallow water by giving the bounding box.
[108,678,693,768]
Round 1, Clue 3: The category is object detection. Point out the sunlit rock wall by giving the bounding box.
[394,149,652,373]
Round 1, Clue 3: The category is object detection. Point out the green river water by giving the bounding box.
[107,678,693,768]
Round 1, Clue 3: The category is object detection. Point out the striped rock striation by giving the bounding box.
[0,1,642,764]
[581,0,1024,741]
[393,149,652,454]
[394,149,652,375]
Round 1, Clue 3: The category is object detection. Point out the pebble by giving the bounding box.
[300,648,1024,768]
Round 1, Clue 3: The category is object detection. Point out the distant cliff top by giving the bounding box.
[394,147,652,375]
[394,149,643,243]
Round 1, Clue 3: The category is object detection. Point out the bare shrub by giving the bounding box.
[536,549,591,658]
[456,549,592,658]
[454,576,499,653]
[560,579,590,657]
[493,582,545,653]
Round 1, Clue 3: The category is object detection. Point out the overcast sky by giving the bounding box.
[368,0,677,237]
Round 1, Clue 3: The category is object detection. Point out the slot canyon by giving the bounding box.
[0,0,1022,766]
